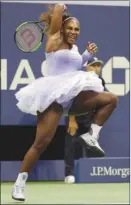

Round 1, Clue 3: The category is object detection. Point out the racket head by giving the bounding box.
[14,21,46,53]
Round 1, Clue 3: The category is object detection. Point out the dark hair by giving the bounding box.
[39,5,71,26]
[62,12,71,23]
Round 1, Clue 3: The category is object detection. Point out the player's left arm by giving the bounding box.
[81,42,98,66]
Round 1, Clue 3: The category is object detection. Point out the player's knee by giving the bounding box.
[32,142,44,154]
[110,94,118,108]
[33,136,52,154]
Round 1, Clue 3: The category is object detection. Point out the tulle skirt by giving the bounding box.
[15,71,104,115]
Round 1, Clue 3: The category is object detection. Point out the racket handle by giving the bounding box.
[63,4,67,11]
[57,3,67,11]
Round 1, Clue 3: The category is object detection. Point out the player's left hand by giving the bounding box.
[87,41,98,54]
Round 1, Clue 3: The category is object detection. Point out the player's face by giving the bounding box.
[86,63,102,75]
[62,19,80,45]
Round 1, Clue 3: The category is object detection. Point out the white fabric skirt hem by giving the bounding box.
[15,71,104,115]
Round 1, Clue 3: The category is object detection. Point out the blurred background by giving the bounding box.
[1,0,130,204]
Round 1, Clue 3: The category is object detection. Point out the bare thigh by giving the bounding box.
[33,102,63,148]
[69,91,116,116]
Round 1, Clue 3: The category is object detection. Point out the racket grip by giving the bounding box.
[63,4,67,11]
[58,3,67,11]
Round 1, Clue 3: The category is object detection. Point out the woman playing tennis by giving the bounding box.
[12,3,118,201]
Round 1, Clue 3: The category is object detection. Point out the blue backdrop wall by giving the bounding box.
[1,3,130,158]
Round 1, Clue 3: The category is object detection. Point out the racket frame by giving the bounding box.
[14,21,46,53]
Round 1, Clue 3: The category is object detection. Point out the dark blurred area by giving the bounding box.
[1,125,82,161]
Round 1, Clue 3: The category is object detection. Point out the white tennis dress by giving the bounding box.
[15,45,104,115]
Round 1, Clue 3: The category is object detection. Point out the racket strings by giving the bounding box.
[15,23,43,52]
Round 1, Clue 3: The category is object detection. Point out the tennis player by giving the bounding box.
[12,3,118,201]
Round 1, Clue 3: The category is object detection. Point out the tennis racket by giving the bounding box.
[14,21,47,53]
